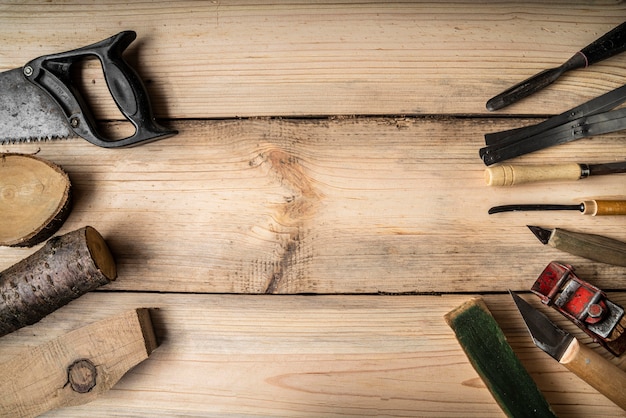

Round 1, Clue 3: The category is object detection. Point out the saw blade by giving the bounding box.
[0,68,74,144]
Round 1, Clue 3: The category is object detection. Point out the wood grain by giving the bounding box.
[1,2,625,118]
[0,2,625,416]
[1,118,624,294]
[0,292,623,417]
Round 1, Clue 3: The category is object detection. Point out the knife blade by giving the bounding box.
[0,31,176,148]
[527,226,626,267]
[510,291,626,411]
[485,161,626,186]
[488,200,626,215]
[487,22,626,111]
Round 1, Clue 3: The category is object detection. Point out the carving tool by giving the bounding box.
[445,297,556,417]
[530,262,626,356]
[528,226,626,267]
[0,31,177,148]
[486,22,626,111]
[480,83,626,166]
[485,160,626,186]
[510,290,626,410]
[488,199,626,215]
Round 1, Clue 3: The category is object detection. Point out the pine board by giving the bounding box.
[1,118,624,294]
[0,1,625,118]
[0,293,624,417]
[1,2,626,416]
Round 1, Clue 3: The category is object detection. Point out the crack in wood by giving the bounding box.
[252,147,322,293]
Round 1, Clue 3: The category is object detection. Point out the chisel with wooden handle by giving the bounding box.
[485,161,626,186]
[489,200,626,215]
[511,291,626,411]
[528,226,626,267]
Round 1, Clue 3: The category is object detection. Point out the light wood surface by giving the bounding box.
[0,2,625,417]
[561,338,626,411]
[0,308,157,418]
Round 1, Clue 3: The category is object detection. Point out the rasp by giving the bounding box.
[488,199,626,215]
[479,83,626,166]
[486,22,626,111]
[485,160,626,186]
[528,226,626,267]
[0,31,177,148]
[510,291,626,411]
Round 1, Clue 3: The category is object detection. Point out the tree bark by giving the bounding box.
[0,226,116,337]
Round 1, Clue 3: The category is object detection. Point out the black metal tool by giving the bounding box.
[0,31,177,148]
[485,160,626,186]
[480,83,626,165]
[488,199,626,216]
[510,290,626,410]
[487,22,626,111]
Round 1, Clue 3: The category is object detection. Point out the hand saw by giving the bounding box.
[0,31,177,148]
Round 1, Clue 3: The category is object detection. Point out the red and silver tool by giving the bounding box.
[530,261,626,356]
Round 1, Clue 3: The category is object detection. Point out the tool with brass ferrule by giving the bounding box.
[486,22,626,111]
[485,160,626,186]
[489,199,626,215]
[510,290,626,411]
[527,226,626,267]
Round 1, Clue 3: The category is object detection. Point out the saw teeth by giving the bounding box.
[1,135,72,145]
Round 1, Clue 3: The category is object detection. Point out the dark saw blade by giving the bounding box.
[0,68,73,144]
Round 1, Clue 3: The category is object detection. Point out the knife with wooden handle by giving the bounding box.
[489,200,626,215]
[485,161,626,186]
[511,291,626,411]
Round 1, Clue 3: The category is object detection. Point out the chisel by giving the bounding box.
[510,291,626,411]
[527,226,626,267]
[486,22,626,111]
[485,161,626,186]
[488,199,626,215]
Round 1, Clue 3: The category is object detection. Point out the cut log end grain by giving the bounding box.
[0,226,117,338]
[0,153,72,247]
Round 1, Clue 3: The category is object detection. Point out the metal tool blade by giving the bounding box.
[510,291,574,361]
[488,204,583,214]
[527,226,552,244]
[588,161,626,176]
[0,68,73,144]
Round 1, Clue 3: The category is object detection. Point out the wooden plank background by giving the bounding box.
[0,1,625,416]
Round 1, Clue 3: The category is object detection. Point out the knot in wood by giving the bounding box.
[67,358,97,393]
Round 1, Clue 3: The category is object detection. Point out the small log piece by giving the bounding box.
[0,226,116,337]
[0,153,72,247]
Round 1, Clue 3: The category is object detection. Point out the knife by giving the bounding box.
[510,291,626,411]
[527,226,626,267]
[0,31,177,148]
[489,200,626,216]
[485,161,626,186]
[487,22,626,111]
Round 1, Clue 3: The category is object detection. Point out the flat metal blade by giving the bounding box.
[0,68,73,144]
[588,160,626,176]
[510,291,574,361]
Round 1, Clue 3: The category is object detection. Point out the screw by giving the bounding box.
[588,303,603,318]
[70,117,80,128]
[23,66,33,77]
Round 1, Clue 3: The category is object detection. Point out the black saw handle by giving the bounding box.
[23,31,176,148]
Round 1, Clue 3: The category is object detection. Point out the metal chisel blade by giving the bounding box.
[0,68,73,144]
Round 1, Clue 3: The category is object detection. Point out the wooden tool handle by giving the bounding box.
[582,200,626,215]
[552,228,626,267]
[561,338,626,410]
[485,163,581,186]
